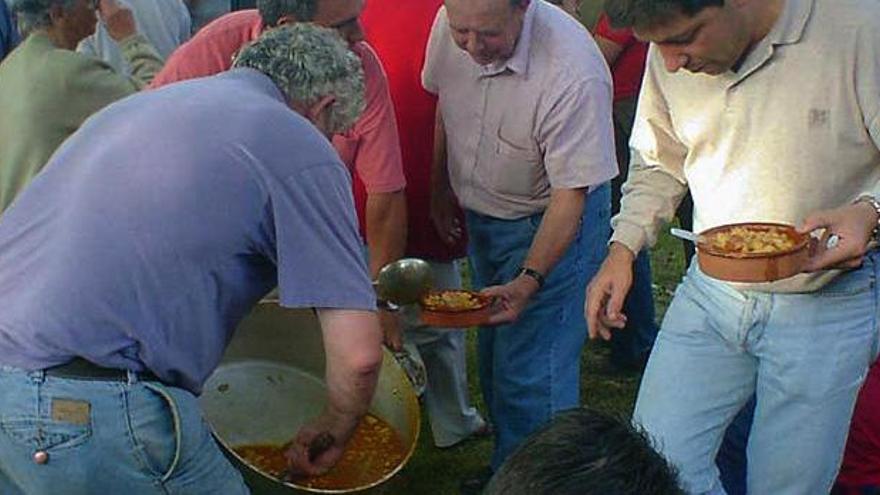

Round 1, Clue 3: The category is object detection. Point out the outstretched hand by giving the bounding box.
[481,275,541,325]
[585,243,634,340]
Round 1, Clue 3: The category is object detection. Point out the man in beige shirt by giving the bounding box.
[423,0,617,488]
[586,0,880,493]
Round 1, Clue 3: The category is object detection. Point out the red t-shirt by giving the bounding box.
[835,360,880,488]
[361,0,467,261]
[593,13,648,102]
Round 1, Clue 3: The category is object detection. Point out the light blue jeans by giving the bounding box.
[634,254,880,495]
[0,366,249,494]
[467,183,611,470]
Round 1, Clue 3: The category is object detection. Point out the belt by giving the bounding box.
[45,357,162,383]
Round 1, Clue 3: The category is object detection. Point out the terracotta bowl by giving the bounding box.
[696,222,809,282]
[419,290,493,328]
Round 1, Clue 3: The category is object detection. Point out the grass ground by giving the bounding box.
[368,230,689,494]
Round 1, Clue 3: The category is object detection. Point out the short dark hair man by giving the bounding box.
[586,0,880,493]
[486,408,684,495]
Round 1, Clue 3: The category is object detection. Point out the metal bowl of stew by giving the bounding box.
[199,302,420,494]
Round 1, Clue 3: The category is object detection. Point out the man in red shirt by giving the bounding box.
[360,0,487,450]
[150,0,408,344]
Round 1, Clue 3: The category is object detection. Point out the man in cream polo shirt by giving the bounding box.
[423,0,617,487]
[586,0,880,493]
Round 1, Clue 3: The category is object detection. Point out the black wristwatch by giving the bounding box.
[516,267,546,288]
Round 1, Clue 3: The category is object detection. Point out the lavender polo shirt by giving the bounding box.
[0,69,375,394]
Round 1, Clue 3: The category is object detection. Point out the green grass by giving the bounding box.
[368,230,688,494]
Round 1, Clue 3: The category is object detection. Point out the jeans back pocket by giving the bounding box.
[1,397,92,452]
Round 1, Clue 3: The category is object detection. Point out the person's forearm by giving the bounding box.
[119,34,164,89]
[522,188,587,276]
[611,157,688,254]
[316,309,383,422]
[431,108,451,196]
[365,190,407,278]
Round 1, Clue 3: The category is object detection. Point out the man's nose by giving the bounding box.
[465,32,482,56]
[659,45,688,73]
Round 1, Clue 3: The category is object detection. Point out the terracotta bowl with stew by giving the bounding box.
[696,222,810,283]
[200,302,420,494]
[419,289,494,328]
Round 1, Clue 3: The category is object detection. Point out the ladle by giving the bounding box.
[374,258,434,306]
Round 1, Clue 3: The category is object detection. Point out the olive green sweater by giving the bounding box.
[0,33,162,212]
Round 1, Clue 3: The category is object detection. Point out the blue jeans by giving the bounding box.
[467,183,610,470]
[0,366,249,494]
[611,249,658,368]
[634,255,880,495]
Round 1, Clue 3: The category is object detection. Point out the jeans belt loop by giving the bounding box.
[28,369,46,384]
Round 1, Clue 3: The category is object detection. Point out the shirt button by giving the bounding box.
[33,450,49,465]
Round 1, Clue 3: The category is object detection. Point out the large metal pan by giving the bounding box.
[199,302,420,494]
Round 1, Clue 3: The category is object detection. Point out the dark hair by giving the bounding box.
[256,0,319,27]
[9,0,76,36]
[485,408,685,495]
[604,0,724,30]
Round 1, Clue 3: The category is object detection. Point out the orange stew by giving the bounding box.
[233,414,407,490]
[421,290,490,312]
[704,225,798,255]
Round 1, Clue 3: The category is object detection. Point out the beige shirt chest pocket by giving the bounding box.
[486,129,545,198]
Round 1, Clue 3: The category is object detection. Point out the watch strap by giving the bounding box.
[516,267,546,288]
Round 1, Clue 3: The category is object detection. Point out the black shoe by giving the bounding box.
[460,466,493,495]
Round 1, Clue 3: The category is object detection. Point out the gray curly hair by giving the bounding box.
[9,0,77,37]
[233,24,365,135]
[256,0,320,27]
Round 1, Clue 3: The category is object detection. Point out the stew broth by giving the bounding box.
[233,413,407,490]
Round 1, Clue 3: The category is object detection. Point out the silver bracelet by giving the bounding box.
[855,195,880,243]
